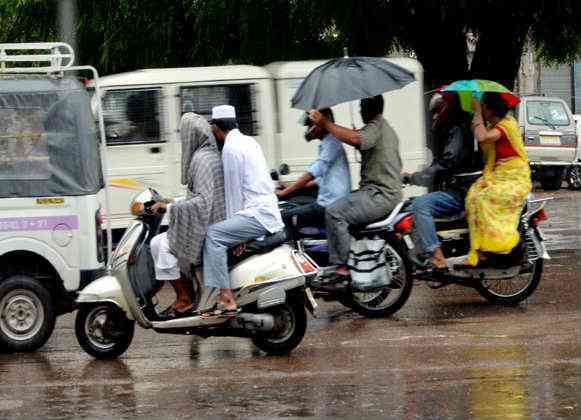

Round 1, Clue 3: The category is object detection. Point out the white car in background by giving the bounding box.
[565,114,581,190]
[517,96,578,190]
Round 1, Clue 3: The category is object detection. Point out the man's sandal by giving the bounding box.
[199,304,241,320]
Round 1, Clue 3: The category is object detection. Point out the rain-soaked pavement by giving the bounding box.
[1,190,580,419]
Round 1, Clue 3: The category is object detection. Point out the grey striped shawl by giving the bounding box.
[167,113,226,266]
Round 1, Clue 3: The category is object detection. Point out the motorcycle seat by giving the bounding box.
[434,212,465,223]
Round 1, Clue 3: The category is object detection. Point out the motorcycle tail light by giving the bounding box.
[394,214,414,233]
[531,208,548,226]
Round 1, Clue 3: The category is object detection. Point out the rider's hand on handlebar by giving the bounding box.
[151,202,167,214]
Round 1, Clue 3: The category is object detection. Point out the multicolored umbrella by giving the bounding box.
[441,79,520,113]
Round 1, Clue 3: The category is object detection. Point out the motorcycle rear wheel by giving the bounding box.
[252,297,307,356]
[475,259,543,305]
[345,243,413,318]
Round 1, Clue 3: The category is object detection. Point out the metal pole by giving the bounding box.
[343,47,356,129]
[57,0,77,55]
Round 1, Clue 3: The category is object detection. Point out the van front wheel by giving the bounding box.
[0,275,56,352]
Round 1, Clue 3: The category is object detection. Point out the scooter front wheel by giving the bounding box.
[252,296,307,356]
[75,303,135,359]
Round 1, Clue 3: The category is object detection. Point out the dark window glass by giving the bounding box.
[180,84,257,135]
[101,88,163,145]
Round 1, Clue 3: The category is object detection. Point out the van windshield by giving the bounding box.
[526,100,570,127]
[0,106,50,180]
[98,88,163,145]
[0,77,103,198]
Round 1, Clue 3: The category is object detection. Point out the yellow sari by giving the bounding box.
[465,115,532,266]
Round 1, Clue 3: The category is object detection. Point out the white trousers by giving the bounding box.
[150,232,180,281]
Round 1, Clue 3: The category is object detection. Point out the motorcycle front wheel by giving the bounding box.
[75,303,135,359]
[252,296,307,355]
[343,242,413,318]
[475,259,543,305]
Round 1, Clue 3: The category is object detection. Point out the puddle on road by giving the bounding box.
[535,190,581,251]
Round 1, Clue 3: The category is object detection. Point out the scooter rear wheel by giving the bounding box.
[75,303,135,359]
[252,297,307,356]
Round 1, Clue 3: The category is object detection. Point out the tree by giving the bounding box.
[327,0,581,90]
[0,0,579,86]
[0,0,56,43]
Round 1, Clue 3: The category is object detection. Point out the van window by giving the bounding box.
[101,88,163,145]
[0,107,50,180]
[180,84,257,136]
[526,100,570,127]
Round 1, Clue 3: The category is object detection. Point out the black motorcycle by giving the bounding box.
[281,190,551,317]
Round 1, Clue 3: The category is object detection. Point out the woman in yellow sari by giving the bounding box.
[464,92,532,266]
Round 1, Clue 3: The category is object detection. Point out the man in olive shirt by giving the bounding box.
[309,95,402,277]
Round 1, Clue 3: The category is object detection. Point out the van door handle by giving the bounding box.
[149,147,161,154]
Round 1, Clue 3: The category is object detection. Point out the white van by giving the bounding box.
[0,43,108,352]
[92,58,428,230]
[91,65,276,231]
[265,58,427,189]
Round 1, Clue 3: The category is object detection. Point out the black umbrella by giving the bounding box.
[291,56,416,111]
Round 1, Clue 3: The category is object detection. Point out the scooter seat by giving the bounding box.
[245,230,287,254]
[228,230,288,267]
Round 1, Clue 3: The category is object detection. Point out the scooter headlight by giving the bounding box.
[130,188,163,216]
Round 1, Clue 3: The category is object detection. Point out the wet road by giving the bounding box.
[1,191,580,419]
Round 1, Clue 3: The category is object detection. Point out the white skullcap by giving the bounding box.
[211,105,236,120]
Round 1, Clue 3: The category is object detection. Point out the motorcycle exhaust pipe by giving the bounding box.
[229,313,275,332]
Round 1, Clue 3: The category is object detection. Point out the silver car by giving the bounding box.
[517,96,577,190]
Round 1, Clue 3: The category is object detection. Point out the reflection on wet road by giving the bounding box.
[535,190,581,252]
[0,193,580,418]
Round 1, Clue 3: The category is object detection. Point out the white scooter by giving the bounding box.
[74,189,317,359]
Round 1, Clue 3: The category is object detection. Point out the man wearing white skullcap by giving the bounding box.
[202,105,283,317]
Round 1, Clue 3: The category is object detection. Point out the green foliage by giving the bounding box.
[530,0,581,64]
[0,0,56,43]
[0,0,578,86]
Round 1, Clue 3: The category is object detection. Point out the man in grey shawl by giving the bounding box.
[150,113,226,315]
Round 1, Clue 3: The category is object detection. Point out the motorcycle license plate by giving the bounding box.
[305,287,318,316]
[539,135,561,146]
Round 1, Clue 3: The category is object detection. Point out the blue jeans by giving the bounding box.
[408,191,464,257]
[203,214,269,289]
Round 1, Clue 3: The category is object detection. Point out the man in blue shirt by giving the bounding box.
[277,108,351,231]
